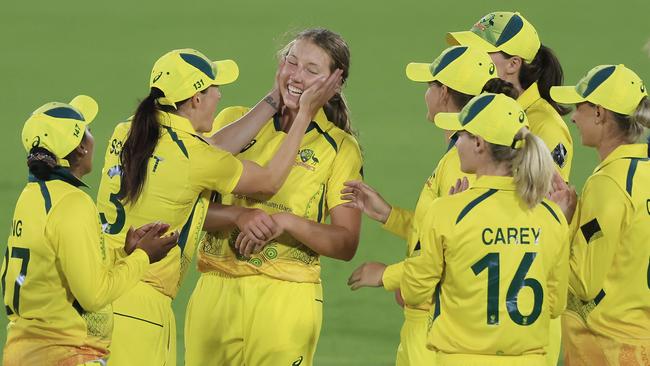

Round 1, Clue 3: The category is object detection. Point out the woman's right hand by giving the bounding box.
[234,208,279,247]
[341,180,392,224]
[125,222,179,264]
[298,68,343,119]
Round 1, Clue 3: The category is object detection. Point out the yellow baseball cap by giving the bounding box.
[150,48,239,108]
[22,95,99,163]
[406,45,497,95]
[550,64,647,116]
[447,12,540,63]
[435,93,529,147]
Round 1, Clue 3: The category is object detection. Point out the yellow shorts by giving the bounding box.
[436,352,545,366]
[545,317,562,366]
[184,272,323,366]
[396,307,436,366]
[562,311,650,366]
[107,281,175,366]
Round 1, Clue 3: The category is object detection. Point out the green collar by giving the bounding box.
[595,143,650,173]
[28,167,88,188]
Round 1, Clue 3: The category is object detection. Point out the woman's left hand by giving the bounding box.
[548,171,577,223]
[347,262,387,290]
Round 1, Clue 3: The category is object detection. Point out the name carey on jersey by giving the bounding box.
[481,226,541,246]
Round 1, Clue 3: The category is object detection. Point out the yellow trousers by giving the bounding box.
[184,272,323,366]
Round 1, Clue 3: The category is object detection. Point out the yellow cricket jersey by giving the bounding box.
[382,142,476,296]
[2,168,149,362]
[567,143,650,343]
[519,83,573,181]
[401,175,569,356]
[96,111,243,298]
[198,106,363,283]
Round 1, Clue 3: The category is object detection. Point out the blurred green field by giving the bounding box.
[1,0,648,364]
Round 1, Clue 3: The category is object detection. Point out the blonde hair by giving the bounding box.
[488,128,554,208]
[611,97,650,143]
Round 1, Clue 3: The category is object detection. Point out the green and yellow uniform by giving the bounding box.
[96,112,242,366]
[401,175,569,366]
[551,64,650,365]
[185,106,363,366]
[519,83,573,182]
[2,168,150,366]
[562,144,650,365]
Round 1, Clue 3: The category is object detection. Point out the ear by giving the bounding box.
[506,56,523,76]
[439,84,451,104]
[594,105,606,124]
[474,135,486,154]
[189,92,202,109]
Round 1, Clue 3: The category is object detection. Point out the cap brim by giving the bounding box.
[69,95,98,123]
[405,63,434,82]
[446,31,498,53]
[212,59,239,86]
[434,112,464,131]
[549,86,585,105]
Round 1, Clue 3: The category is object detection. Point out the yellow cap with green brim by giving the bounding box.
[550,64,647,116]
[446,11,540,63]
[406,45,497,95]
[22,95,99,164]
[150,48,239,108]
[435,92,529,147]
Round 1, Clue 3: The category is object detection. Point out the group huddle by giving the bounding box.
[3,10,649,366]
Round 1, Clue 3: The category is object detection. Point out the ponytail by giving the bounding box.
[120,88,164,204]
[610,97,650,143]
[512,131,554,208]
[323,92,354,135]
[27,147,58,180]
[489,129,554,208]
[518,45,571,116]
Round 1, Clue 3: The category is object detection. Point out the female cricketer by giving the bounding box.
[96,48,340,365]
[345,45,517,365]
[401,93,569,366]
[184,28,362,366]
[550,64,650,366]
[2,96,178,365]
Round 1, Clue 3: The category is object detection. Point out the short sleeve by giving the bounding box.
[326,135,363,209]
[190,143,244,195]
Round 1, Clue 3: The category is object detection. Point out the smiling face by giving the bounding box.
[571,102,601,147]
[279,39,334,111]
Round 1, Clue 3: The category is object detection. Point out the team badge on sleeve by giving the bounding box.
[551,143,568,168]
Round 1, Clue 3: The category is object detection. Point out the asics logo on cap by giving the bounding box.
[518,110,525,123]
[489,63,496,75]
[152,71,163,84]
[641,83,646,93]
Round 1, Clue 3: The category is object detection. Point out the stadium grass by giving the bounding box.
[1,0,648,364]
